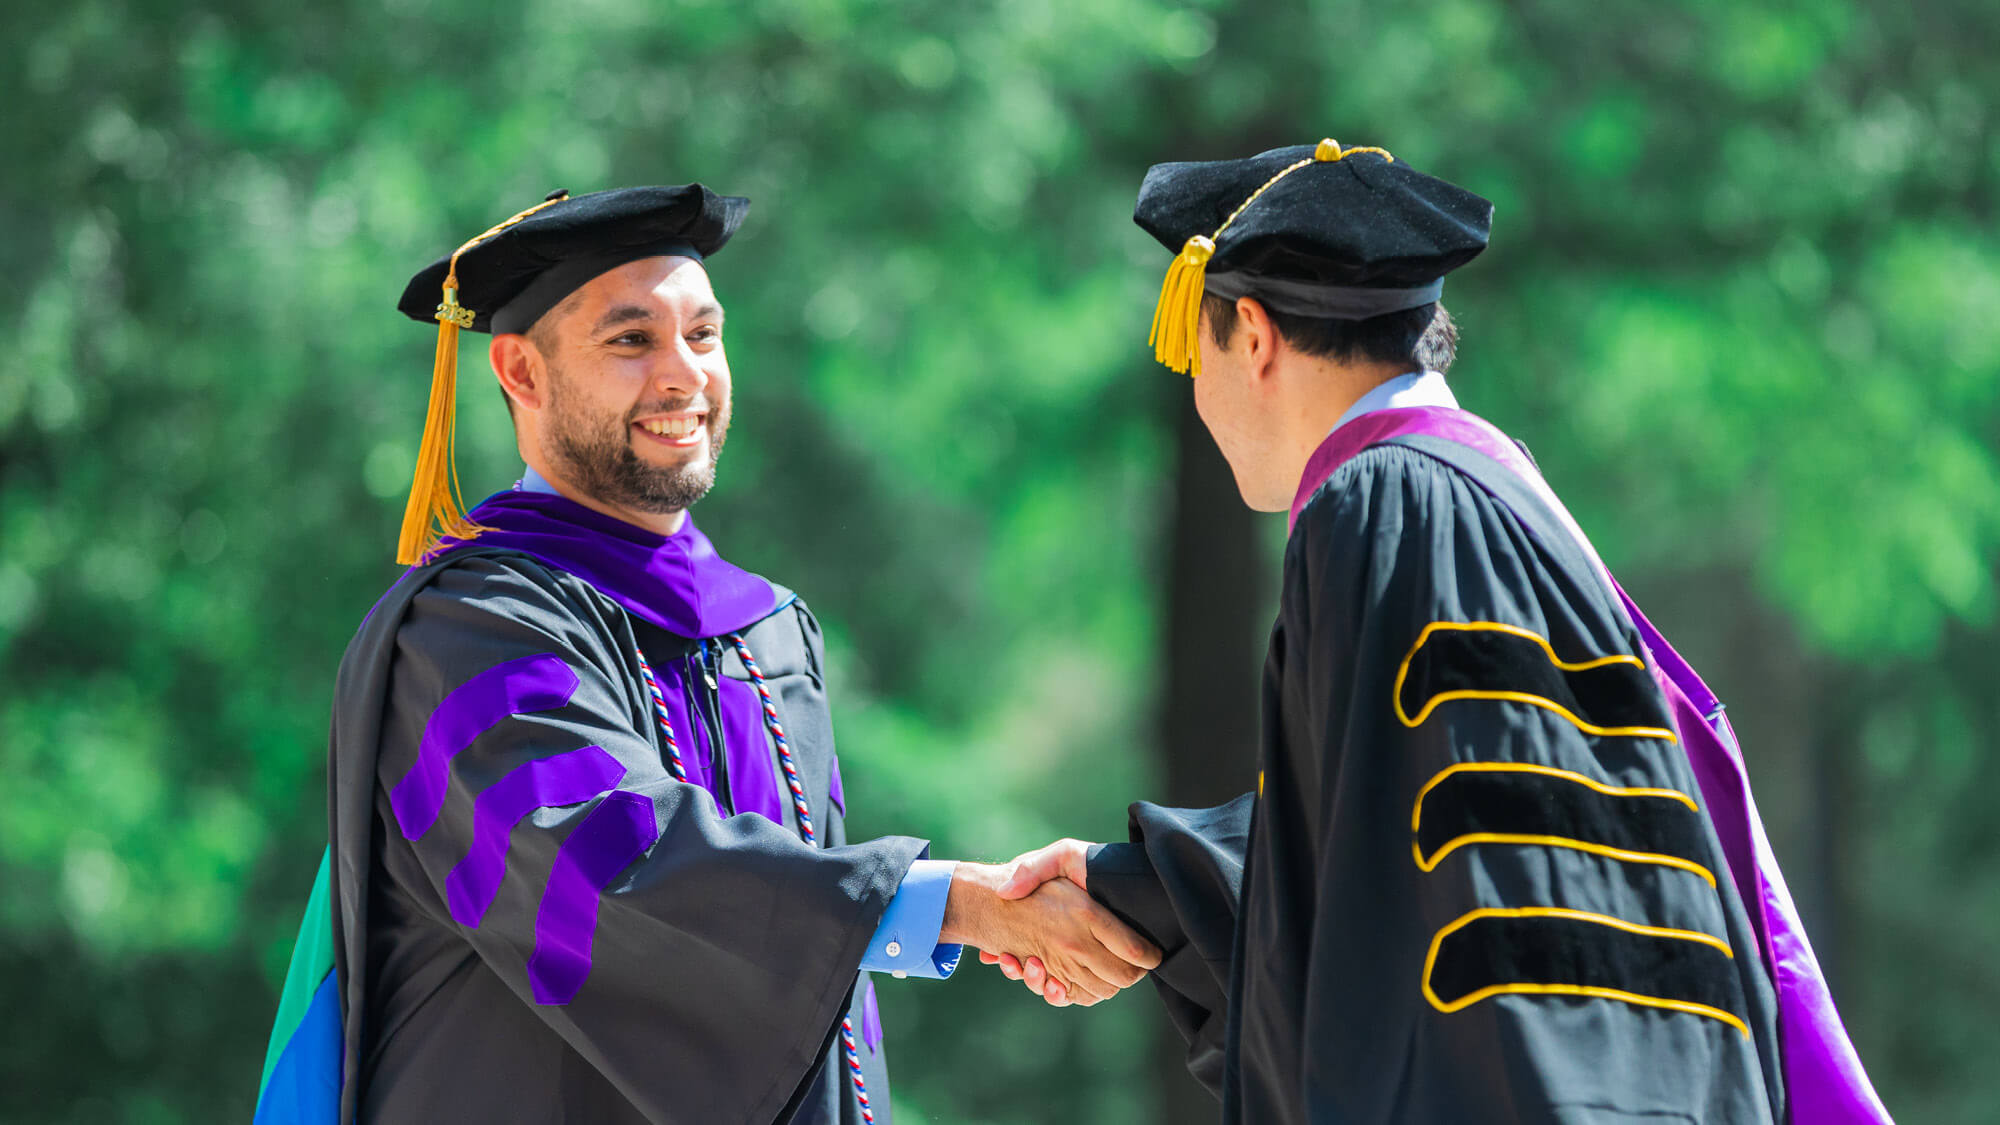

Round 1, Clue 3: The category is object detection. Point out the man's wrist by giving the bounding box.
[939,862,1003,947]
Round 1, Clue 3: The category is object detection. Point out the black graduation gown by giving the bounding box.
[1090,440,1785,1124]
[329,548,925,1125]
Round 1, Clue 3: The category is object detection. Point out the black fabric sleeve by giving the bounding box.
[1273,448,1776,1124]
[1087,794,1253,1098]
[371,556,927,1125]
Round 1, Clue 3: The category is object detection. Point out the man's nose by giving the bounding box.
[652,341,709,397]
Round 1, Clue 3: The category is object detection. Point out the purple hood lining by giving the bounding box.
[434,489,786,640]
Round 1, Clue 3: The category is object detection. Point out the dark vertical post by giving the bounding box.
[1809,663,1870,990]
[1151,387,1275,1122]
[1159,389,1274,807]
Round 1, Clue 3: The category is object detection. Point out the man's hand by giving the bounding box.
[940,860,1159,1007]
[995,838,1093,901]
[973,839,1125,1005]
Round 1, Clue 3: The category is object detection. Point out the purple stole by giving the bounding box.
[1293,406,1891,1125]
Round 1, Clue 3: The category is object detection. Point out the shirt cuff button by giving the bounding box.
[884,940,903,958]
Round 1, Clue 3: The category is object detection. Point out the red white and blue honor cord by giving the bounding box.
[634,651,688,782]
[633,637,876,1123]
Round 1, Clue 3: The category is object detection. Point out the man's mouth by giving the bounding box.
[633,412,707,449]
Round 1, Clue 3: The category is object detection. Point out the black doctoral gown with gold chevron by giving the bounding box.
[1088,438,1785,1124]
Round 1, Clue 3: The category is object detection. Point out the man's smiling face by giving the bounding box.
[524,254,733,523]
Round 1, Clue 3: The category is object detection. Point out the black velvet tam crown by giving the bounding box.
[1135,140,1492,375]
[396,183,749,336]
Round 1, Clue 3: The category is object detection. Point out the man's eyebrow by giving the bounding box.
[588,302,724,335]
[590,305,655,334]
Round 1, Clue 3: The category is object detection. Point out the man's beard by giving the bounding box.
[542,374,729,516]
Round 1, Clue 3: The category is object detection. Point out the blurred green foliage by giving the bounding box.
[3,0,1997,1120]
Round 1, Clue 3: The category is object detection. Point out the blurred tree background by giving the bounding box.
[3,0,1997,1120]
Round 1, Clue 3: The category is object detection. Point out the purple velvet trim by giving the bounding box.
[717,676,785,826]
[443,745,629,928]
[1298,403,1892,1122]
[1606,592,1764,949]
[861,977,883,1055]
[1293,408,1616,596]
[1291,408,1541,533]
[1615,588,1892,1124]
[526,789,660,1005]
[390,655,580,840]
[828,757,846,816]
[433,490,782,639]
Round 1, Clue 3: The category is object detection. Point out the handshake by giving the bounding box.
[939,839,1160,1007]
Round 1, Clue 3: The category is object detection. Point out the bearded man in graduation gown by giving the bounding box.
[985,142,1894,1123]
[256,185,1162,1125]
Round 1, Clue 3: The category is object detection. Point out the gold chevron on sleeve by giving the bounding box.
[1422,906,1749,1038]
[1394,621,1677,741]
[1409,762,1715,887]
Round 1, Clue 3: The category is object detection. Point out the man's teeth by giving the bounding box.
[641,416,703,438]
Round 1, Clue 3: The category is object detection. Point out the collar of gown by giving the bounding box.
[1328,369,1458,435]
[428,470,786,639]
[1291,374,1481,534]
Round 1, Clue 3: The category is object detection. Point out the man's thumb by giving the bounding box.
[996,852,1053,899]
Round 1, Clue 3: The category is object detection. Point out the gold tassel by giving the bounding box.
[394,191,573,565]
[1144,140,1398,378]
[396,280,481,565]
[1149,235,1215,377]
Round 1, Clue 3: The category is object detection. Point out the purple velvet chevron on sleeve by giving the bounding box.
[387,653,667,1007]
[444,745,630,928]
[526,790,662,1005]
[390,654,582,840]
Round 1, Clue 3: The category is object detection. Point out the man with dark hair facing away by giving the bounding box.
[988,141,1893,1124]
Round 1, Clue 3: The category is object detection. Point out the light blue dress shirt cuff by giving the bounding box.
[860,859,962,979]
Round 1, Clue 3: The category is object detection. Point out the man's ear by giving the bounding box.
[1234,296,1282,385]
[491,333,546,412]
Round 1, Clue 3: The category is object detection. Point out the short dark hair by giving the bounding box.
[1202,293,1459,373]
